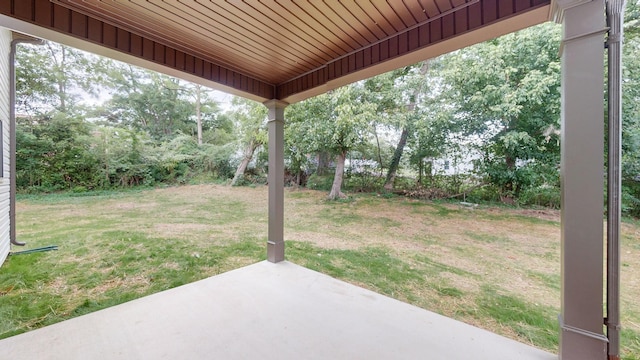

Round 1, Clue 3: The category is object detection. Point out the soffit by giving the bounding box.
[50,0,478,85]
[1,0,551,102]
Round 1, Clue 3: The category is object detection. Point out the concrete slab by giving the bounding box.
[1,261,557,359]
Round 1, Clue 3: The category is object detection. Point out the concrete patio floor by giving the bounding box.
[1,261,556,359]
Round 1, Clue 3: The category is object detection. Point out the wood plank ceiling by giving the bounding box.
[0,0,551,103]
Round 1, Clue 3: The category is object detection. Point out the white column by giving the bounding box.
[552,1,608,359]
[264,99,288,263]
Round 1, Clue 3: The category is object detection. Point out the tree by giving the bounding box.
[14,38,238,191]
[229,98,268,186]
[287,84,376,199]
[195,84,204,145]
[106,66,196,141]
[181,83,222,146]
[16,41,109,115]
[437,23,562,199]
[618,1,640,215]
[16,113,99,191]
[366,62,431,190]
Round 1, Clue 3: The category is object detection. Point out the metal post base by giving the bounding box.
[267,241,285,263]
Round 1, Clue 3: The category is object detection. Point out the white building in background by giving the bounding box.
[426,130,486,177]
[428,147,481,176]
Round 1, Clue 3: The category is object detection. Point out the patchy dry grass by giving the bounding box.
[2,185,639,359]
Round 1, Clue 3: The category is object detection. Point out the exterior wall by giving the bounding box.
[0,27,10,266]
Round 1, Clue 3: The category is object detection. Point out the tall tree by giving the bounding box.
[373,62,431,190]
[229,98,268,186]
[618,1,640,215]
[182,83,221,146]
[16,41,109,114]
[195,84,204,145]
[287,84,375,199]
[106,67,195,141]
[437,23,562,199]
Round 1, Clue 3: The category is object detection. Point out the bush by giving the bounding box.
[464,184,502,204]
[233,169,267,187]
[622,182,640,217]
[306,174,334,191]
[343,171,383,192]
[518,185,561,208]
[72,186,88,193]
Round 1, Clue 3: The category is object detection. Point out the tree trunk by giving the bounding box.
[50,44,68,112]
[383,65,425,190]
[316,152,331,176]
[195,85,203,145]
[231,140,257,186]
[384,126,409,190]
[328,151,347,200]
[103,134,110,187]
[501,154,517,202]
[373,123,383,177]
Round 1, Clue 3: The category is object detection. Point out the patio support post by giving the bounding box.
[264,99,288,263]
[606,2,626,359]
[552,0,609,359]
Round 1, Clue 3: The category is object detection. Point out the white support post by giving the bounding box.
[552,1,609,359]
[264,99,288,263]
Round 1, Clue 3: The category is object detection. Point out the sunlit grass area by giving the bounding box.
[1,184,639,359]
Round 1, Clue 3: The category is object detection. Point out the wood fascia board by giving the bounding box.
[0,13,273,102]
[280,5,551,104]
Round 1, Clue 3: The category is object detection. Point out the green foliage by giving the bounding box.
[518,185,561,209]
[287,87,371,160]
[437,23,562,198]
[14,44,237,191]
[106,68,202,141]
[16,112,100,192]
[230,98,268,147]
[343,172,384,193]
[620,1,640,217]
[286,84,378,197]
[306,174,334,191]
[14,15,640,217]
[16,42,110,114]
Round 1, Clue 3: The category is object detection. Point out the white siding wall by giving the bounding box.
[0,27,11,266]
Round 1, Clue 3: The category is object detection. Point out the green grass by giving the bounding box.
[528,271,561,290]
[476,286,559,350]
[464,230,512,244]
[287,242,424,295]
[413,254,479,278]
[2,185,640,358]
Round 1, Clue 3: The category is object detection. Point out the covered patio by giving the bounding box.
[2,261,555,359]
[0,1,624,359]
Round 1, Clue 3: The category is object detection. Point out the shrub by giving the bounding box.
[518,185,561,209]
[306,174,334,191]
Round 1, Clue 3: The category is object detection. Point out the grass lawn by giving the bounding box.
[1,184,639,359]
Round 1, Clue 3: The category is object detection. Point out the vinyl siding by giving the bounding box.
[0,27,11,266]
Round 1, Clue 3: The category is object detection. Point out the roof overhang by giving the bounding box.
[0,1,551,104]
